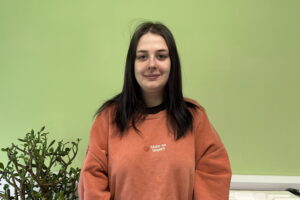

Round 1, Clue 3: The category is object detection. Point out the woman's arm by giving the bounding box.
[193,109,232,200]
[78,109,111,200]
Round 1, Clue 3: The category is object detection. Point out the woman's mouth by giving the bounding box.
[144,74,160,80]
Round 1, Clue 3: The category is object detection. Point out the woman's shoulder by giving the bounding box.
[184,97,207,121]
[184,97,204,110]
[94,101,117,121]
[94,94,121,118]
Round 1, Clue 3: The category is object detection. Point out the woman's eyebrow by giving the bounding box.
[136,50,148,53]
[136,49,168,53]
[156,49,168,52]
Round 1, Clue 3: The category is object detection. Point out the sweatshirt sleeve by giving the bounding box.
[78,109,111,200]
[193,108,232,200]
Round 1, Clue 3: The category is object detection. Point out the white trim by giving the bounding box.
[231,175,300,191]
[2,174,300,192]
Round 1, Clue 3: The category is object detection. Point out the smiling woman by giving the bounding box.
[134,33,171,107]
[78,22,232,200]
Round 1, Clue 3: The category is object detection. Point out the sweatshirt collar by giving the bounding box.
[143,102,166,114]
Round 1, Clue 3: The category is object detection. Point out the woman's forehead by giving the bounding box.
[136,33,168,51]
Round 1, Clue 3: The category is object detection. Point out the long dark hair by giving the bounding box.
[95,21,198,140]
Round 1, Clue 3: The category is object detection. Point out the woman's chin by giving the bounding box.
[142,86,164,94]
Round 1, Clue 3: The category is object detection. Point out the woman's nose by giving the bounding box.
[148,56,157,68]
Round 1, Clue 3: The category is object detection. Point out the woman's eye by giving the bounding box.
[157,54,168,60]
[136,55,147,60]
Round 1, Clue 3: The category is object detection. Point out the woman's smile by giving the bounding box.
[144,74,160,80]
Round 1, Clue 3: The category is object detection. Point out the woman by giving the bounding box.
[79,22,232,200]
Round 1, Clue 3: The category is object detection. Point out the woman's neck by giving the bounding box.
[142,91,163,107]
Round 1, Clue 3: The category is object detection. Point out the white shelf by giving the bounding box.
[231,175,300,191]
[230,190,300,200]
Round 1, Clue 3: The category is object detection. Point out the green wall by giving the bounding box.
[0,0,299,176]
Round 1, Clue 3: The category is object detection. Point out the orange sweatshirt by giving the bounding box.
[78,101,232,200]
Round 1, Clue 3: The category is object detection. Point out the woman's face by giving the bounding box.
[134,33,171,95]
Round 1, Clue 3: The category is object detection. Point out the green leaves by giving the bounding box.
[1,147,9,152]
[48,140,55,149]
[17,138,26,142]
[40,126,45,132]
[0,126,81,199]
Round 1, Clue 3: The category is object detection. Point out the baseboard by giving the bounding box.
[1,174,300,192]
[231,175,300,191]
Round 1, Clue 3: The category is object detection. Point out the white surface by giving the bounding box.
[230,190,300,200]
[231,175,300,190]
[2,174,300,197]
[0,179,14,192]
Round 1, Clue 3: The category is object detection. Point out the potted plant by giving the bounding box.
[0,126,81,200]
